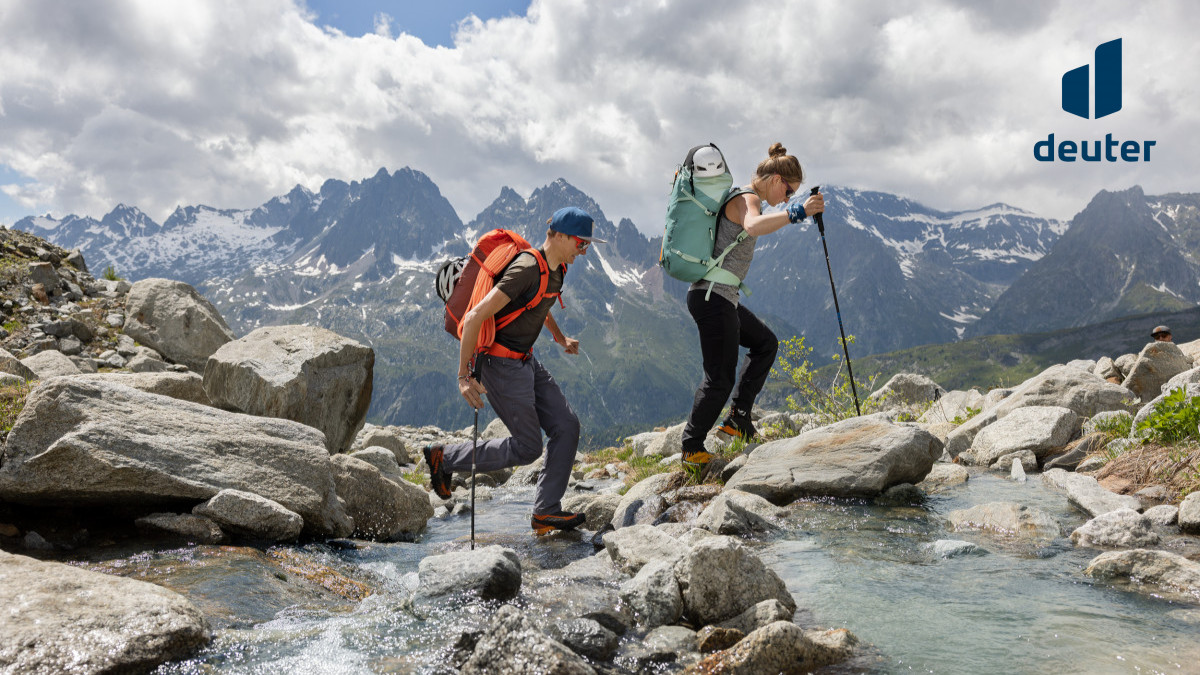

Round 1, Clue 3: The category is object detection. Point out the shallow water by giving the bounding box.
[146,473,1200,674]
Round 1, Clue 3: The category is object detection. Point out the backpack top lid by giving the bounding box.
[690,145,727,177]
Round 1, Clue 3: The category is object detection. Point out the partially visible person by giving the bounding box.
[1152,325,1173,342]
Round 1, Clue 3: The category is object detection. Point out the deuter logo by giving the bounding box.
[1062,38,1122,119]
[1033,37,1157,163]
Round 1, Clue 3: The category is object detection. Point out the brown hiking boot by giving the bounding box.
[423,445,452,499]
[531,510,586,535]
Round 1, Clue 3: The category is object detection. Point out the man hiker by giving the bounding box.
[1152,325,1173,343]
[424,207,605,535]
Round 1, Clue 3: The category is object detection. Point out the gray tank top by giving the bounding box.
[689,201,757,307]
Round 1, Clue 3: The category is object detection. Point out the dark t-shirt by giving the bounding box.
[492,249,564,354]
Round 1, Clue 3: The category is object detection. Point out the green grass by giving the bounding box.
[0,380,33,439]
[2,320,20,334]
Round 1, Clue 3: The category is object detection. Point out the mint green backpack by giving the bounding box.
[659,143,752,298]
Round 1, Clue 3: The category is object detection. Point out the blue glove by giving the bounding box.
[786,197,807,223]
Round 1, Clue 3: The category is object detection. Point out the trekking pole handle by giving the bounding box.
[810,186,824,235]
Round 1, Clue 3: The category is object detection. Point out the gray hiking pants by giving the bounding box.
[441,354,579,516]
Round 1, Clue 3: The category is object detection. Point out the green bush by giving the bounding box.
[102,265,123,281]
[770,335,882,424]
[951,406,981,426]
[1093,413,1133,440]
[1136,387,1200,445]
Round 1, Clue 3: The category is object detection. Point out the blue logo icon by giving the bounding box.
[1062,38,1122,119]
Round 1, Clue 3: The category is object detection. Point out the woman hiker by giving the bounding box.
[681,142,824,472]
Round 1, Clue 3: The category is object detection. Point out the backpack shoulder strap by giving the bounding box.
[699,187,757,299]
[494,249,560,330]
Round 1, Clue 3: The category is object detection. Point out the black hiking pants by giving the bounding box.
[681,290,778,453]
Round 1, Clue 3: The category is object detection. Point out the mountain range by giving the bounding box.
[19,170,1196,443]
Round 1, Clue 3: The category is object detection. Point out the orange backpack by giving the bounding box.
[437,229,562,358]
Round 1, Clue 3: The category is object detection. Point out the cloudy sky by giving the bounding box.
[1,0,1196,233]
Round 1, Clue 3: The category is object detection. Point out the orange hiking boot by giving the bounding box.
[718,408,757,442]
[423,445,452,499]
[531,510,586,535]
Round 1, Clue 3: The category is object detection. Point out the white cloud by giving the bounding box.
[0,0,1197,231]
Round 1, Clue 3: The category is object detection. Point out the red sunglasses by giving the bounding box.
[570,235,590,251]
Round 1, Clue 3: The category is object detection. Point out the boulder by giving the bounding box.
[625,431,660,456]
[1084,549,1200,597]
[123,278,236,370]
[479,417,511,441]
[353,425,410,464]
[461,605,593,674]
[28,261,60,291]
[947,502,1061,538]
[696,626,745,654]
[1081,410,1133,436]
[1041,469,1142,517]
[1180,491,1200,534]
[631,625,700,669]
[329,454,431,540]
[1070,508,1160,549]
[944,365,1136,458]
[994,451,1036,475]
[685,621,852,674]
[1144,504,1179,526]
[193,489,303,541]
[1160,366,1200,397]
[128,352,169,373]
[1066,359,1097,372]
[674,536,796,626]
[919,388,985,424]
[204,325,374,454]
[0,377,351,537]
[416,545,522,605]
[0,550,210,672]
[1123,341,1191,401]
[611,472,675,528]
[694,489,786,535]
[724,415,942,502]
[42,317,93,342]
[550,619,619,662]
[135,512,227,544]
[916,463,969,492]
[0,348,37,380]
[619,559,684,628]
[869,373,945,406]
[643,422,686,458]
[20,350,81,379]
[605,523,682,575]
[1113,353,1138,378]
[348,447,405,478]
[563,492,622,531]
[1093,356,1119,380]
[1176,338,1200,365]
[962,406,1079,467]
[1132,382,1200,432]
[74,371,211,405]
[716,599,795,634]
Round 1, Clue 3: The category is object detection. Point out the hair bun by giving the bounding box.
[768,142,787,158]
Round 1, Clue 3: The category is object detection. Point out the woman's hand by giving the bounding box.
[787,192,824,223]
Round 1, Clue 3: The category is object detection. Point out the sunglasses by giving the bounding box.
[780,174,796,199]
[570,235,590,252]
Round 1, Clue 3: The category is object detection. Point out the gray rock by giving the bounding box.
[1070,508,1160,549]
[674,536,796,627]
[563,492,622,531]
[643,422,686,458]
[1081,410,1133,436]
[330,454,432,541]
[116,334,138,357]
[193,489,304,541]
[135,512,227,544]
[124,278,235,371]
[690,621,853,674]
[417,545,522,605]
[27,261,60,291]
[1161,366,1200,396]
[869,372,945,406]
[1123,341,1191,401]
[993,450,1037,474]
[1144,504,1179,526]
[22,530,53,550]
[716,598,796,634]
[1093,356,1119,380]
[0,377,351,537]
[947,502,1061,538]
[349,446,405,478]
[550,618,619,662]
[105,312,125,328]
[42,317,93,341]
[204,325,374,454]
[619,559,683,628]
[720,454,748,483]
[1009,457,1028,482]
[1041,469,1143,517]
[73,371,212,406]
[637,625,699,666]
[1113,353,1138,379]
[1084,549,1200,597]
[1132,383,1200,433]
[756,411,795,435]
[694,489,786,535]
[65,249,88,273]
[1066,359,1097,372]
[1076,456,1108,473]
[508,456,544,485]
[625,431,660,456]
[916,463,970,492]
[0,348,37,380]
[876,482,925,505]
[611,472,675,528]
[945,365,1136,458]
[20,350,82,378]
[479,417,511,441]
[128,352,169,373]
[1180,491,1200,534]
[461,605,593,674]
[963,406,1079,467]
[0,550,210,672]
[57,335,83,356]
[725,415,942,502]
[353,426,410,464]
[930,539,986,558]
[605,523,682,575]
[919,388,986,424]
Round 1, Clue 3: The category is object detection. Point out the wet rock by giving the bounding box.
[876,483,925,505]
[619,559,683,628]
[330,454,431,540]
[697,626,745,653]
[725,415,942,502]
[685,621,853,674]
[611,472,675,528]
[1070,508,1160,549]
[605,523,682,575]
[674,536,796,627]
[550,618,619,662]
[123,278,236,371]
[947,502,1061,538]
[1180,492,1200,534]
[962,406,1079,467]
[1084,549,1200,598]
[1143,504,1179,526]
[416,545,522,605]
[1124,341,1191,401]
[1009,457,1028,482]
[916,463,969,492]
[194,489,303,541]
[945,365,1136,458]
[135,512,227,544]
[869,372,945,406]
[0,377,351,537]
[74,371,212,406]
[0,550,210,672]
[461,605,592,674]
[630,625,700,668]
[0,348,36,380]
[694,489,786,535]
[930,539,986,558]
[563,492,622,531]
[204,325,373,454]
[716,598,795,634]
[20,349,82,378]
[1042,469,1142,517]
[994,450,1037,475]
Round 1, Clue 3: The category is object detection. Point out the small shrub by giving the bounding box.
[102,265,123,281]
[1092,413,1133,440]
[2,320,20,334]
[951,406,981,426]
[1136,387,1200,445]
[771,335,883,424]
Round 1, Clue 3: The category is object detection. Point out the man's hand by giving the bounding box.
[459,376,487,409]
[561,336,579,355]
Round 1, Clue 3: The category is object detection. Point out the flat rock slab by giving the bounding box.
[20,349,82,378]
[0,550,210,673]
[605,523,682,575]
[1084,548,1200,599]
[964,405,1079,467]
[74,371,212,406]
[1070,508,1159,549]
[415,545,522,605]
[194,489,304,542]
[1042,468,1142,517]
[725,415,942,502]
[947,501,1061,538]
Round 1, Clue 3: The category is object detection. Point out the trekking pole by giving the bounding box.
[471,407,478,550]
[811,186,862,416]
